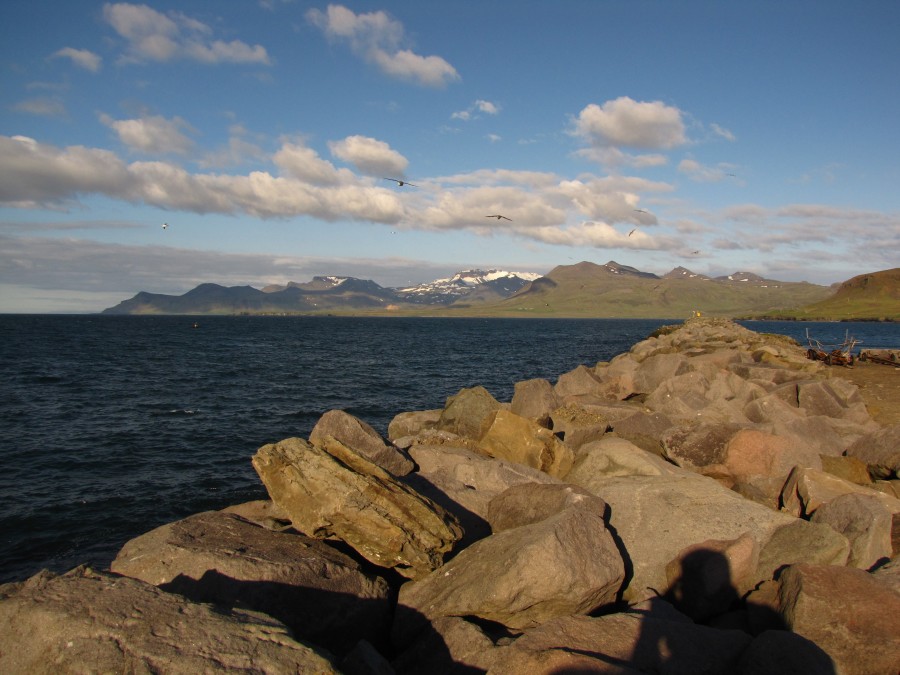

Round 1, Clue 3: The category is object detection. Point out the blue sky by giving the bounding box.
[1,0,898,312]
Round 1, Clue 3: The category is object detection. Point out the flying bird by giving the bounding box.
[628,229,637,237]
[633,209,648,214]
[162,223,168,230]
[486,214,512,221]
[384,178,418,187]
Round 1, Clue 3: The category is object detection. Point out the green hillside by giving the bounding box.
[759,268,900,321]
[433,261,832,319]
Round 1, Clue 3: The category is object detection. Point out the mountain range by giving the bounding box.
[101,262,900,320]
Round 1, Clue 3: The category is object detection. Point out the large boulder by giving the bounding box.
[548,403,610,452]
[476,409,575,478]
[780,465,900,518]
[436,386,502,440]
[0,566,337,674]
[567,471,841,603]
[610,410,675,457]
[486,482,607,533]
[774,563,900,675]
[565,436,681,482]
[387,409,441,442]
[110,510,391,655]
[553,364,607,400]
[755,519,850,577]
[632,352,694,394]
[402,443,558,547]
[252,436,462,579]
[394,503,625,644]
[391,616,503,675]
[810,493,895,569]
[510,378,560,427]
[309,409,414,476]
[846,424,900,479]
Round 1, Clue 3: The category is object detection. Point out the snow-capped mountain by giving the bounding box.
[395,269,541,305]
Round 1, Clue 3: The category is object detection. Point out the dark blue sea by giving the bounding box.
[1,315,897,584]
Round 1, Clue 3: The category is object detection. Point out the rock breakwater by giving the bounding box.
[2,317,898,674]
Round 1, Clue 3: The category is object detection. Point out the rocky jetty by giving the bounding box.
[2,317,899,674]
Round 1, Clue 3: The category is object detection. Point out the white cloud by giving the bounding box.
[710,123,736,142]
[574,97,687,150]
[102,2,270,65]
[574,146,669,169]
[678,158,730,183]
[307,4,459,87]
[100,114,195,155]
[475,100,500,115]
[328,135,408,176]
[452,99,501,121]
[51,47,102,72]
[273,141,349,185]
[13,97,66,117]
[486,134,502,143]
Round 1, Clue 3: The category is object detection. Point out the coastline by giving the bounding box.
[2,317,898,673]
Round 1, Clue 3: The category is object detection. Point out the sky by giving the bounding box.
[1,1,899,313]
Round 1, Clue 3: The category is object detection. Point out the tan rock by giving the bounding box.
[820,454,872,484]
[111,510,391,655]
[436,385,502,440]
[477,409,575,478]
[776,563,900,675]
[780,465,900,518]
[663,533,760,620]
[487,482,606,533]
[310,409,414,476]
[0,566,338,674]
[549,403,610,452]
[387,409,441,441]
[252,437,462,579]
[491,613,750,675]
[394,505,624,643]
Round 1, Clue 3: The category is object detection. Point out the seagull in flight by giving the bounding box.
[486,214,512,221]
[162,223,168,230]
[384,178,418,187]
[633,209,649,214]
[628,229,637,237]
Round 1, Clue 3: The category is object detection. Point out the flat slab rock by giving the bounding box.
[0,566,337,674]
[111,509,391,656]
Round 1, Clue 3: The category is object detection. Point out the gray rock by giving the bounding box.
[632,352,694,394]
[510,377,560,427]
[310,409,414,476]
[111,510,391,655]
[0,566,338,674]
[570,472,832,603]
[252,436,462,579]
[756,519,850,579]
[611,410,675,457]
[810,493,894,569]
[554,364,607,400]
[846,424,900,479]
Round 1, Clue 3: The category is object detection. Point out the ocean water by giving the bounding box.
[1,315,897,583]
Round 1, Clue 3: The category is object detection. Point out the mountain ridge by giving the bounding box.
[100,262,898,319]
